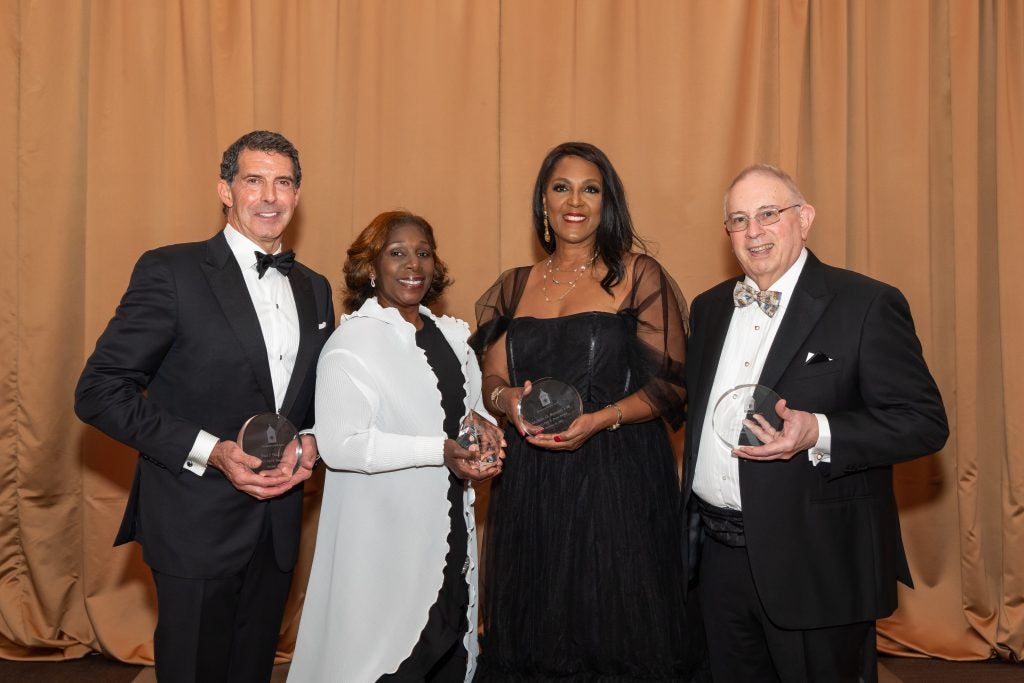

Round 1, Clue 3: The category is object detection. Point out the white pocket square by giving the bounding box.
[318,322,327,330]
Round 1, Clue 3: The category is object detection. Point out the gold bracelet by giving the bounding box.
[605,403,622,431]
[490,385,508,414]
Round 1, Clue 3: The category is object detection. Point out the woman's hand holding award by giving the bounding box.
[516,378,583,437]
[712,384,785,449]
[237,413,302,475]
[457,412,500,467]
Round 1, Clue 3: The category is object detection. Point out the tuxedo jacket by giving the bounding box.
[682,251,948,630]
[75,232,334,579]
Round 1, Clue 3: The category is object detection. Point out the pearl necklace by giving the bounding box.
[541,253,597,302]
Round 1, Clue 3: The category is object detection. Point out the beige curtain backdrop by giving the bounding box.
[1,0,1020,665]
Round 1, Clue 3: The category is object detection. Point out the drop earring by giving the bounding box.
[370,273,376,288]
[543,211,551,243]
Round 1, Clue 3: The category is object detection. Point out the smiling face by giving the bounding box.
[217,149,300,253]
[725,171,814,290]
[543,155,603,247]
[371,222,436,324]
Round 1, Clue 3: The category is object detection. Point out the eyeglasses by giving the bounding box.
[724,204,801,232]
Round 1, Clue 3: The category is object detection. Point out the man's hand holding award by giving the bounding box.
[713,384,820,461]
[237,413,302,475]
[712,384,785,449]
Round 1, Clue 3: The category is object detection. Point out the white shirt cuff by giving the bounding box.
[809,413,831,466]
[184,430,220,476]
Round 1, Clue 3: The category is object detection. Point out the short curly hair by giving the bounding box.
[343,211,452,313]
[219,130,301,215]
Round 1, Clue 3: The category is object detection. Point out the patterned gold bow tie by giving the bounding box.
[733,281,781,317]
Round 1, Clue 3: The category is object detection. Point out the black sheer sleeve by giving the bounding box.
[468,266,531,357]
[622,254,689,430]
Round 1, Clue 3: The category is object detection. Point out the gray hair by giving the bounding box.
[723,164,806,218]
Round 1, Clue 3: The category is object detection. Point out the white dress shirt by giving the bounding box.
[184,225,300,476]
[693,248,831,510]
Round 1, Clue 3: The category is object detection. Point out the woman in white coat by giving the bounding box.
[288,211,504,682]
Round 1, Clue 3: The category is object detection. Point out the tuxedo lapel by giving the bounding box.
[757,252,833,389]
[280,267,317,417]
[202,234,277,410]
[689,282,739,458]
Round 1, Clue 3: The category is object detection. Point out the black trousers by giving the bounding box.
[151,513,293,683]
[698,535,877,683]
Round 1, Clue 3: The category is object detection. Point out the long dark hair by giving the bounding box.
[531,142,644,292]
[342,211,452,313]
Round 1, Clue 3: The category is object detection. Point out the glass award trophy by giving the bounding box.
[516,378,583,436]
[456,416,498,466]
[237,413,301,474]
[712,384,784,449]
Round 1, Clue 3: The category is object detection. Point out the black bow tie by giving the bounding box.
[254,250,295,278]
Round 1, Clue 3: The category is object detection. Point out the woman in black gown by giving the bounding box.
[471,142,702,680]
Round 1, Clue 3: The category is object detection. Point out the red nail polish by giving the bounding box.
[553,435,561,443]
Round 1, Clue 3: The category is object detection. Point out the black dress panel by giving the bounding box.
[380,315,469,682]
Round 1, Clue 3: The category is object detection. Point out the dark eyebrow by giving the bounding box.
[550,176,602,185]
[385,240,431,249]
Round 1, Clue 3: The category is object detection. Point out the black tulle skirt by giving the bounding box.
[477,417,703,681]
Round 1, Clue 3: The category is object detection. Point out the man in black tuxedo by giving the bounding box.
[682,164,948,682]
[75,130,334,683]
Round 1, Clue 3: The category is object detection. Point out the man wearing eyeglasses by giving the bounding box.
[681,164,948,682]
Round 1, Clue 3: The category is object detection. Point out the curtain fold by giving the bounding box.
[1,0,1019,664]
[992,0,1024,661]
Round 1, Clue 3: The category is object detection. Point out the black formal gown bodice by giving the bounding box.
[507,312,640,411]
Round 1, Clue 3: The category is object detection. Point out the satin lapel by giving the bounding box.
[202,234,276,410]
[757,253,832,390]
[280,267,316,417]
[690,282,739,453]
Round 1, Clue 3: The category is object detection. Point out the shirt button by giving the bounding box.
[755,325,761,331]
[744,361,750,367]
